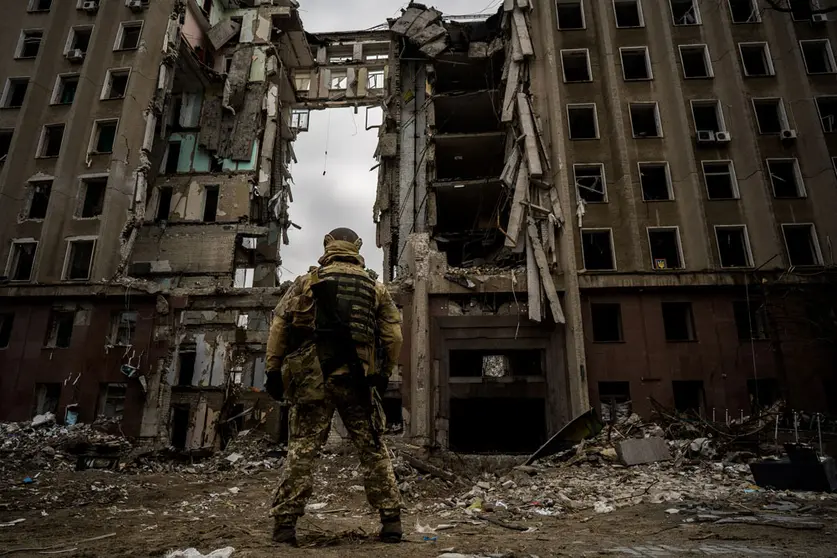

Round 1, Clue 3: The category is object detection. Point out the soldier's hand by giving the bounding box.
[366,373,389,395]
[265,371,284,401]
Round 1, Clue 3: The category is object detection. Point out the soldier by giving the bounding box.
[264,227,404,545]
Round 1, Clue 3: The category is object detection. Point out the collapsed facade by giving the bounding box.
[1,0,836,453]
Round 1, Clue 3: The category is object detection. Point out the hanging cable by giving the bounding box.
[322,110,331,176]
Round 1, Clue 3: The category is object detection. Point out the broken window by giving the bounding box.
[670,0,700,25]
[662,302,696,341]
[567,104,598,139]
[679,45,712,78]
[561,49,591,82]
[53,75,79,105]
[64,238,96,280]
[17,30,43,58]
[691,100,725,133]
[67,26,92,56]
[574,164,606,202]
[26,181,52,220]
[294,73,311,92]
[102,69,129,100]
[33,384,61,417]
[39,124,65,158]
[581,229,616,270]
[782,224,822,266]
[672,380,704,414]
[557,0,585,29]
[800,40,836,74]
[767,159,805,198]
[8,241,37,281]
[728,0,760,22]
[739,43,774,76]
[29,0,53,11]
[648,228,683,269]
[368,69,385,90]
[629,103,661,138]
[620,47,652,80]
[111,311,137,346]
[178,351,196,386]
[0,129,12,163]
[734,300,769,341]
[591,303,623,342]
[291,109,310,132]
[752,98,787,134]
[366,52,389,62]
[703,161,738,200]
[716,226,753,267]
[450,350,544,378]
[164,142,181,174]
[0,313,13,349]
[748,378,779,412]
[789,0,815,20]
[156,186,172,221]
[330,70,348,90]
[638,162,672,201]
[203,185,219,222]
[2,78,30,108]
[79,177,106,218]
[234,267,255,288]
[98,383,127,418]
[815,96,837,132]
[91,120,118,154]
[613,0,644,27]
[115,22,142,50]
[599,381,631,423]
[45,310,74,348]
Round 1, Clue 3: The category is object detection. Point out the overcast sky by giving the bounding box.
[279,0,500,279]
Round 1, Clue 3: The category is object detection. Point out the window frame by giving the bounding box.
[815,96,837,133]
[101,68,131,100]
[619,46,653,81]
[714,225,754,268]
[638,161,674,201]
[580,228,617,271]
[16,29,43,59]
[647,226,685,270]
[28,0,53,12]
[5,239,39,282]
[766,158,806,198]
[590,302,625,343]
[781,223,824,267]
[50,73,81,106]
[556,0,587,30]
[727,0,762,23]
[37,123,66,159]
[629,102,663,138]
[799,39,837,75]
[1,77,31,109]
[560,48,593,83]
[114,21,144,51]
[678,44,714,79]
[751,97,790,135]
[88,119,119,155]
[573,163,608,203]
[702,160,740,200]
[738,42,776,77]
[23,178,53,221]
[64,25,94,56]
[367,68,385,90]
[670,0,702,26]
[62,236,98,281]
[567,103,601,140]
[110,311,138,347]
[690,99,727,134]
[613,0,645,28]
[661,301,698,342]
[76,174,109,219]
[329,70,348,91]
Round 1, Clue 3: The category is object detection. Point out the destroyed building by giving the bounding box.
[1,0,837,454]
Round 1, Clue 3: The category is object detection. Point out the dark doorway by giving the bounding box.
[171,405,190,450]
[449,397,546,453]
[672,380,705,415]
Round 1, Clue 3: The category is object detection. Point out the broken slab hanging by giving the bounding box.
[525,408,604,465]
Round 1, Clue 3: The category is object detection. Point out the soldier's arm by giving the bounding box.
[375,284,403,378]
[265,280,302,372]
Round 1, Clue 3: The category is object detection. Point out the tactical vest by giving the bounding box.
[310,266,376,375]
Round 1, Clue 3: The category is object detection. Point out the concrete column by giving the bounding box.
[408,233,431,446]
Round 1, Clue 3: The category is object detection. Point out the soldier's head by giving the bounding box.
[324,227,362,250]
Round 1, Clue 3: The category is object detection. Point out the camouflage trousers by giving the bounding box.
[270,379,402,524]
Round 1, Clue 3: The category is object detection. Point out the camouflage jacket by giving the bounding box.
[265,241,403,402]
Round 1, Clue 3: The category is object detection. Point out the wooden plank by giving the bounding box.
[517,93,543,177]
[505,158,529,248]
[526,234,542,322]
[527,217,566,324]
[510,20,524,62]
[501,59,520,123]
[500,146,520,187]
[549,186,565,227]
[512,8,534,57]
[504,0,515,11]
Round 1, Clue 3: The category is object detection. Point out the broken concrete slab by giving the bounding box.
[208,19,241,51]
[616,437,672,466]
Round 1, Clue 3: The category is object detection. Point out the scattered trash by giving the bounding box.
[227,487,240,495]
[665,508,680,514]
[593,501,614,514]
[31,413,56,428]
[415,520,436,534]
[307,502,327,511]
[225,453,243,464]
[22,477,33,484]
[0,518,25,527]
[165,547,235,558]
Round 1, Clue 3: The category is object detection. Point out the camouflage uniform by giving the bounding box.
[266,238,403,526]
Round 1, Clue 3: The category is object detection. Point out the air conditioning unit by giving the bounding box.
[66,49,85,62]
[781,128,798,141]
[82,1,99,13]
[715,131,732,143]
[812,13,828,23]
[126,0,146,11]
[696,130,715,144]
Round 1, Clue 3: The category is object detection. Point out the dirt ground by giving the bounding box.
[2,454,836,558]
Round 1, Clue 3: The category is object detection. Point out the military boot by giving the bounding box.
[379,512,402,543]
[272,519,297,545]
